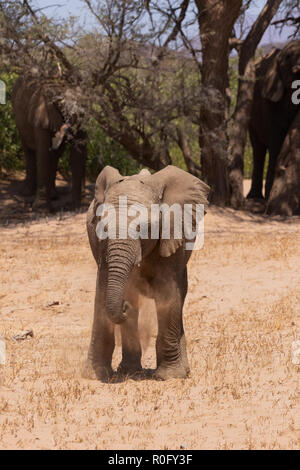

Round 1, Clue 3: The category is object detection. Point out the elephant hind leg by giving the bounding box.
[247,129,267,200]
[265,145,281,200]
[85,268,115,382]
[33,129,53,211]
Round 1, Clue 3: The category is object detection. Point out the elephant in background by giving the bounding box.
[247,40,300,201]
[12,75,87,211]
[85,165,210,382]
[266,109,300,216]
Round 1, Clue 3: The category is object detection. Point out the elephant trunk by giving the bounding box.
[105,239,140,324]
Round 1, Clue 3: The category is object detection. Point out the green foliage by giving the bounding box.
[0,72,23,175]
[1,60,258,182]
[59,119,141,181]
[86,119,141,178]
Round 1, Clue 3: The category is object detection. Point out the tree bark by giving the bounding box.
[266,110,300,216]
[228,0,283,209]
[176,127,202,177]
[195,0,242,205]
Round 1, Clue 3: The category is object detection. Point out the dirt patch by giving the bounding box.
[0,176,299,449]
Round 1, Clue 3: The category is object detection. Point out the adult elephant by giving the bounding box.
[12,76,87,210]
[247,40,300,201]
[84,165,210,382]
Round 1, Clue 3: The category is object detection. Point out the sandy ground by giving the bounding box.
[0,175,299,450]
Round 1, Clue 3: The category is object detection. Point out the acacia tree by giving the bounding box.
[0,0,204,174]
[228,0,283,208]
[273,0,300,37]
[188,0,299,207]
[0,0,298,209]
[194,0,242,205]
[155,0,286,205]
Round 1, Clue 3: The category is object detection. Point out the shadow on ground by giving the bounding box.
[1,173,300,229]
[0,172,94,227]
[106,369,156,384]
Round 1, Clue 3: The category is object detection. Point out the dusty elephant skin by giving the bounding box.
[247,40,300,201]
[84,165,210,382]
[12,76,87,211]
[266,109,300,216]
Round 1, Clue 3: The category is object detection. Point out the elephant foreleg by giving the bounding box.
[22,146,37,196]
[84,268,115,382]
[247,128,267,200]
[34,129,52,210]
[154,279,189,380]
[118,290,142,375]
[265,131,286,200]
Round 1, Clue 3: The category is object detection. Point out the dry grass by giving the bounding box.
[0,207,299,450]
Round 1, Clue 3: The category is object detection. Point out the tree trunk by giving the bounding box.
[266,110,300,216]
[176,127,201,178]
[195,0,242,206]
[228,0,283,209]
[228,57,256,209]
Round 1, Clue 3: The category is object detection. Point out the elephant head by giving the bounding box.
[89,165,210,325]
[262,40,300,102]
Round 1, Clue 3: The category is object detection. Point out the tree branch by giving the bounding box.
[239,0,283,74]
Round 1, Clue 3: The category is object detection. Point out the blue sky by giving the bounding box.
[33,0,295,45]
[247,0,295,43]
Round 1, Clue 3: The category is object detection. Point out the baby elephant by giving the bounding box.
[85,165,209,381]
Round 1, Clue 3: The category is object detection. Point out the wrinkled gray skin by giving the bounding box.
[12,76,87,210]
[85,165,210,382]
[248,40,300,200]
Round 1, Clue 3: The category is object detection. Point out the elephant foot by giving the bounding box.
[154,364,189,381]
[21,182,36,197]
[117,361,142,377]
[50,187,59,200]
[82,360,113,383]
[32,197,53,213]
[246,190,264,200]
[71,202,82,212]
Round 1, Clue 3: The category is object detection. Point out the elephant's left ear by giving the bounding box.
[262,50,284,102]
[145,166,210,257]
[94,166,122,206]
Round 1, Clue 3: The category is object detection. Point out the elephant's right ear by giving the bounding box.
[94,166,122,206]
[145,166,210,257]
[262,51,284,102]
[87,166,122,264]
